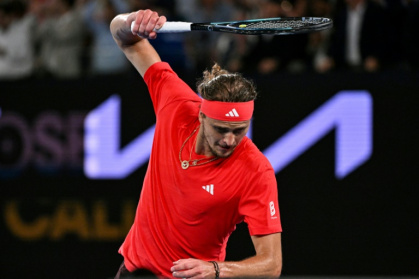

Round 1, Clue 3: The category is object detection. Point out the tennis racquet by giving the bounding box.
[132,17,332,35]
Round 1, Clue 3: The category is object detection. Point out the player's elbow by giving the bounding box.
[267,254,282,278]
[271,259,282,278]
[259,257,282,278]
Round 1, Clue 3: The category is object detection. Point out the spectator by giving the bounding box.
[126,0,157,11]
[82,0,131,75]
[240,0,310,74]
[305,0,334,72]
[34,0,86,78]
[181,0,235,72]
[0,0,36,80]
[214,0,263,72]
[174,0,196,20]
[319,0,387,72]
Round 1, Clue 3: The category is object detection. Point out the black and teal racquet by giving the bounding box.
[133,17,332,35]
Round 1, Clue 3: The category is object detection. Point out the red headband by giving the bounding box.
[200,99,254,121]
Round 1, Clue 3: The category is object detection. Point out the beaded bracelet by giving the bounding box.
[209,261,220,278]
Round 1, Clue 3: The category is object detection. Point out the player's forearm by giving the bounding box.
[218,254,282,278]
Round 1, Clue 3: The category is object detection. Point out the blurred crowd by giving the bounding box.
[0,0,418,80]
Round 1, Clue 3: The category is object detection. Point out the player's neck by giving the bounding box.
[195,127,214,157]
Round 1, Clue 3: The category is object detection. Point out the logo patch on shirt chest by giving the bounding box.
[202,184,214,195]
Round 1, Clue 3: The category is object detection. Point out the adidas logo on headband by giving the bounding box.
[225,108,239,117]
[201,99,254,121]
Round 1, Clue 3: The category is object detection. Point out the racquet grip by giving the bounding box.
[156,22,192,33]
[131,21,192,34]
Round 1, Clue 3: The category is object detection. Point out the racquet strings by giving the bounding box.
[231,19,324,30]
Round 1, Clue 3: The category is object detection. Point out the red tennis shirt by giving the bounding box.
[119,62,282,277]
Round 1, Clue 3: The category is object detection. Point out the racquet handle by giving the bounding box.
[131,21,192,34]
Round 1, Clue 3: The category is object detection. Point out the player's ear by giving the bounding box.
[199,111,206,123]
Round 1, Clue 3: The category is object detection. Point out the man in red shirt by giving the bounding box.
[111,9,282,279]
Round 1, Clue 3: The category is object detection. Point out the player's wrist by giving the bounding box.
[209,261,220,278]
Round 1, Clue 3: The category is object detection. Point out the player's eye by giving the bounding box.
[215,127,229,134]
[233,128,245,135]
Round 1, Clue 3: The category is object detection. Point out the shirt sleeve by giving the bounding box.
[239,166,282,236]
[144,62,200,116]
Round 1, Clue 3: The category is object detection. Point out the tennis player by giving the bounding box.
[110,9,282,279]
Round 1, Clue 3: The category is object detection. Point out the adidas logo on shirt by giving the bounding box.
[225,108,239,117]
[202,184,214,195]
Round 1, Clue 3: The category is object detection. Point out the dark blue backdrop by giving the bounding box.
[1,71,418,278]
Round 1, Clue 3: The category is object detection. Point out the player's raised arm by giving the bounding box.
[110,9,167,77]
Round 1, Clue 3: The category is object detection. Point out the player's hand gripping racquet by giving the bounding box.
[132,17,332,36]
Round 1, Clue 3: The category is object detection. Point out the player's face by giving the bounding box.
[199,113,250,158]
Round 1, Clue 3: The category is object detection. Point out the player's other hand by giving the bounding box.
[129,9,166,39]
[171,258,217,279]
